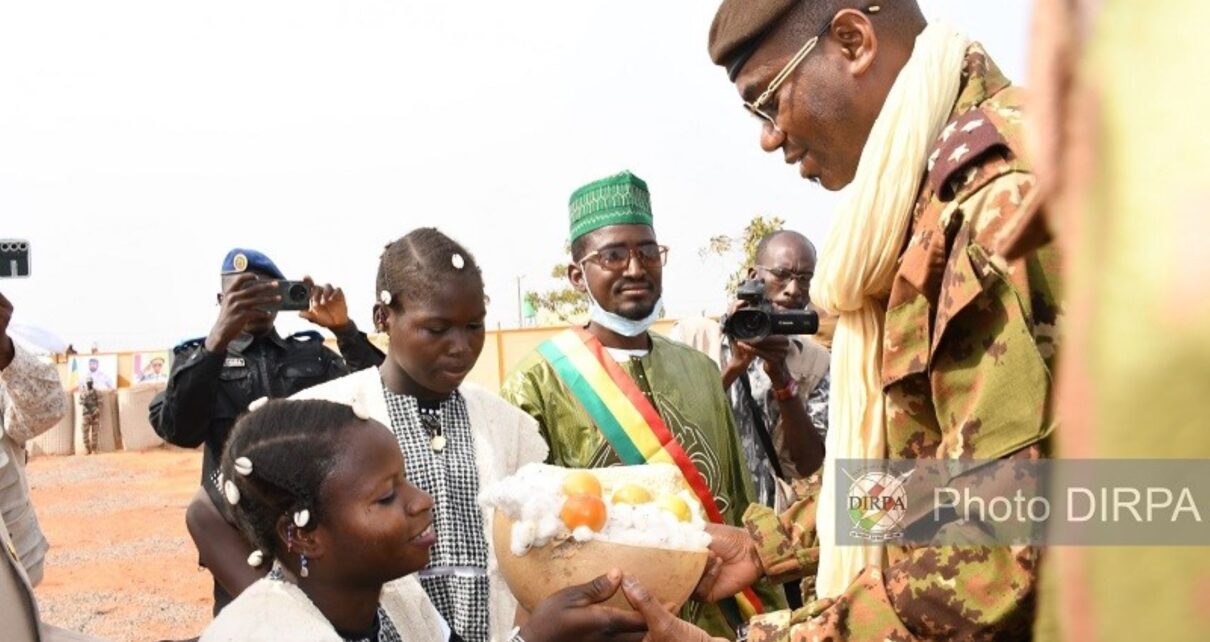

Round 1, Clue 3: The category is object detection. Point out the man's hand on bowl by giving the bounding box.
[694,524,765,603]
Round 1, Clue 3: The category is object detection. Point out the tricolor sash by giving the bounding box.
[537,327,764,624]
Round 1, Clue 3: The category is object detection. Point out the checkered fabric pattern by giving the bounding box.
[340,607,403,642]
[383,387,490,642]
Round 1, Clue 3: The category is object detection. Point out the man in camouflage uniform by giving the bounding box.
[79,381,100,455]
[624,1,1060,640]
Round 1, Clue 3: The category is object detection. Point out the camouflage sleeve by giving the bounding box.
[749,529,1038,641]
[743,474,822,585]
[746,463,1039,641]
[0,345,69,444]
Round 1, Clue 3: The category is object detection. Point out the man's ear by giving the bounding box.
[746,266,759,281]
[567,262,588,294]
[275,514,327,561]
[831,8,878,76]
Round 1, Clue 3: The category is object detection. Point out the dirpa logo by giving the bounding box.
[846,469,912,542]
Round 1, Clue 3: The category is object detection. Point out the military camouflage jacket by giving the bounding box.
[743,45,1062,641]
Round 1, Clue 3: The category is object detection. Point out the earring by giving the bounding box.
[299,553,310,578]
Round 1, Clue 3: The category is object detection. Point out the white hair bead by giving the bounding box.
[451,253,465,269]
[248,396,269,412]
[351,395,371,421]
[379,289,393,305]
[293,509,310,528]
[234,457,253,476]
[246,550,264,567]
[224,480,241,505]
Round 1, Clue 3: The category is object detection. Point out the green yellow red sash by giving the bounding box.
[537,327,764,622]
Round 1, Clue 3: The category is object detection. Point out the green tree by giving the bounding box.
[523,242,588,325]
[700,215,786,297]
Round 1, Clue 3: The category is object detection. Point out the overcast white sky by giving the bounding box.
[0,1,1031,351]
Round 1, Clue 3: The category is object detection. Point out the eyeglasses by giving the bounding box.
[756,265,813,288]
[743,4,882,127]
[581,245,669,272]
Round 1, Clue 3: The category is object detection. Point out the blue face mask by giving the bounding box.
[583,284,664,337]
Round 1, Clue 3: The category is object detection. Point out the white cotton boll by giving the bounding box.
[537,515,562,541]
[572,526,595,543]
[521,498,546,523]
[511,520,537,556]
[631,509,651,532]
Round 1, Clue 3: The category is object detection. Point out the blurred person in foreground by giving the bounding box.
[1,290,69,588]
[1021,1,1210,641]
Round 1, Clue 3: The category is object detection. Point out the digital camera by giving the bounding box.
[276,280,312,311]
[721,278,819,342]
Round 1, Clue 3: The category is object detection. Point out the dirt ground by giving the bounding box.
[26,448,211,642]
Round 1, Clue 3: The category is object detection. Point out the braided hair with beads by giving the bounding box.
[219,399,362,570]
[375,228,485,322]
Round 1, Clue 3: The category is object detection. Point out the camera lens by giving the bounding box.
[729,309,771,342]
[287,284,308,301]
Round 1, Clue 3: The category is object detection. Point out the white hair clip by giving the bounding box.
[248,396,269,412]
[293,509,311,528]
[246,550,264,567]
[234,457,253,476]
[224,480,241,505]
[379,289,393,305]
[451,253,465,269]
[351,394,371,420]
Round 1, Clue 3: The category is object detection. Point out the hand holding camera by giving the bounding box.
[721,278,818,342]
[205,273,282,352]
[297,276,350,332]
[722,278,817,382]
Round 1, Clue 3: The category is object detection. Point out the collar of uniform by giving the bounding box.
[229,328,286,353]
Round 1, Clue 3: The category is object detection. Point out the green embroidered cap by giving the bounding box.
[568,170,654,242]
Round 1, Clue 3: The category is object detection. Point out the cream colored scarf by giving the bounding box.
[810,22,971,600]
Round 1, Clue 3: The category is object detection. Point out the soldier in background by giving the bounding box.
[148,248,383,614]
[78,381,99,455]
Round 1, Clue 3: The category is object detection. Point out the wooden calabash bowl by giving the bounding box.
[493,510,709,613]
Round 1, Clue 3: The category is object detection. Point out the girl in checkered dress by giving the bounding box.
[288,229,647,642]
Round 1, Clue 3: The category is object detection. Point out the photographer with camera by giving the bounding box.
[673,231,829,506]
[148,248,383,615]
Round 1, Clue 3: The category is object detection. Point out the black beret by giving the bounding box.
[708,0,800,81]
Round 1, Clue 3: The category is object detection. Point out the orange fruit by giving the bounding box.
[611,484,654,506]
[561,471,603,498]
[656,495,692,523]
[560,494,608,532]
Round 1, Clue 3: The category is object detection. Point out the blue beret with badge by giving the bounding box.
[221,248,285,279]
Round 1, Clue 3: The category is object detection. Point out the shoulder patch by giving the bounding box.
[173,337,205,353]
[925,109,1011,201]
[288,330,325,343]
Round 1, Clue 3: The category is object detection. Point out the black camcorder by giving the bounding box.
[721,278,819,342]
